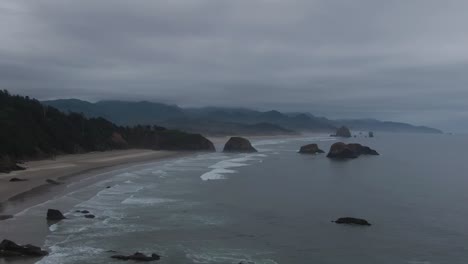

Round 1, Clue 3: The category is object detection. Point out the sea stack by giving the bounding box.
[223,137,257,153]
[46,209,66,221]
[298,144,324,154]
[369,131,374,138]
[327,142,379,159]
[333,126,352,138]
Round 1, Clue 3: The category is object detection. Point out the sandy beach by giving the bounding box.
[0,149,189,264]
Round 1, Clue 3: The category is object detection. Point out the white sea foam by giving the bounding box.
[36,245,106,264]
[200,152,268,181]
[121,197,177,205]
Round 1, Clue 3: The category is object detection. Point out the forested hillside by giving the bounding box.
[0,90,214,172]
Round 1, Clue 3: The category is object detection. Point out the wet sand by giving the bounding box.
[0,149,190,264]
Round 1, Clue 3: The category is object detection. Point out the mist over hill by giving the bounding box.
[43,99,442,135]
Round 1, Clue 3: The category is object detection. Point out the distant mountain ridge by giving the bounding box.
[43,99,443,135]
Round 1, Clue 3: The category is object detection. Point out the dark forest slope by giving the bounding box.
[0,90,214,172]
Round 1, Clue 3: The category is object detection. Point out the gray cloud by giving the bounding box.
[1,0,468,131]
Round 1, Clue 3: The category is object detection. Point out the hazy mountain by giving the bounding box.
[43,99,443,135]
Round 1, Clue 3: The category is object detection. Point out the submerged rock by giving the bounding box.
[0,215,13,221]
[9,177,28,182]
[46,209,66,221]
[111,252,161,261]
[84,214,95,219]
[223,137,257,153]
[45,179,62,185]
[298,144,324,154]
[0,239,48,257]
[333,217,372,226]
[333,126,352,138]
[327,142,379,159]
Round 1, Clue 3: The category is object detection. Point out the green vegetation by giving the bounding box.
[0,90,214,172]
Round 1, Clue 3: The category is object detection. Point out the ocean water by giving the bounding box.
[31,134,468,264]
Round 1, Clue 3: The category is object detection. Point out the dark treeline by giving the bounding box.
[0,90,214,172]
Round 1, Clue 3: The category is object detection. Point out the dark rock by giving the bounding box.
[84,214,95,219]
[333,217,372,226]
[239,261,255,264]
[0,215,13,221]
[327,142,379,159]
[46,179,62,185]
[369,131,374,138]
[9,177,28,182]
[223,137,257,153]
[333,126,352,138]
[326,142,359,159]
[111,252,161,261]
[0,239,48,257]
[106,186,111,189]
[46,209,66,221]
[298,144,324,154]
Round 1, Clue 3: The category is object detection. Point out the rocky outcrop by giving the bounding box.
[9,177,28,182]
[46,209,66,221]
[332,126,352,138]
[46,179,62,185]
[111,252,161,261]
[369,131,374,138]
[84,214,95,219]
[0,215,13,221]
[223,137,257,153]
[0,239,48,257]
[298,144,324,154]
[327,142,379,159]
[333,217,371,226]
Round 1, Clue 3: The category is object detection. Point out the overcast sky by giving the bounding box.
[1,0,467,131]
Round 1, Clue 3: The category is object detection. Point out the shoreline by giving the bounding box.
[0,149,194,264]
[0,149,191,216]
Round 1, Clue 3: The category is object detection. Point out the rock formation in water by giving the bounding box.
[298,144,325,154]
[111,252,161,261]
[332,126,352,138]
[0,239,48,257]
[46,179,62,185]
[369,131,374,138]
[326,142,379,159]
[333,217,372,226]
[46,209,66,221]
[223,137,257,153]
[9,177,28,182]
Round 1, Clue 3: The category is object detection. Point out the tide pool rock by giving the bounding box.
[223,137,257,153]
